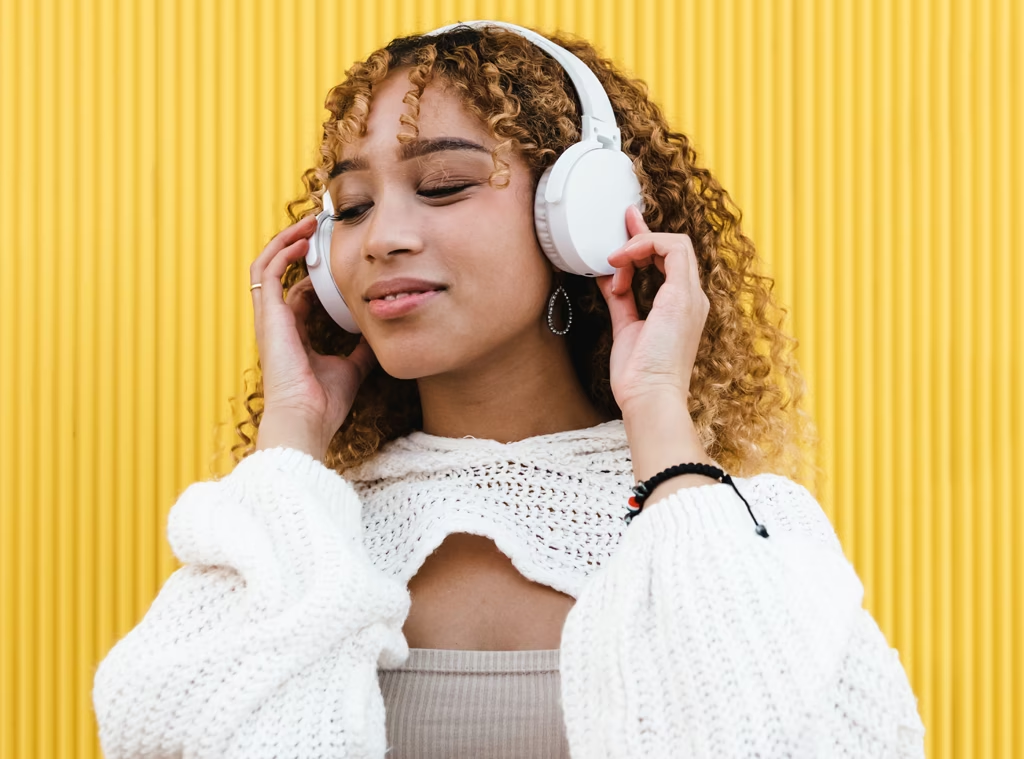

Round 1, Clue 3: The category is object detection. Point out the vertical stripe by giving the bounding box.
[37,3,56,757]
[932,0,955,754]
[0,0,15,750]
[892,0,913,681]
[1013,0,1024,748]
[950,0,973,754]
[910,0,935,744]
[992,4,1017,755]
[14,1,36,756]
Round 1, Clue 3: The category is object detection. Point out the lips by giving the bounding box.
[366,288,446,319]
[373,289,441,302]
[363,277,448,302]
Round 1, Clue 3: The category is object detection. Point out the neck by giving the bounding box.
[416,337,615,444]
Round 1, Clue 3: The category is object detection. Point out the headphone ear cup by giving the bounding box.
[305,208,362,334]
[534,164,574,273]
[535,149,643,278]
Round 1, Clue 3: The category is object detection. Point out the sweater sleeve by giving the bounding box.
[558,473,926,759]
[91,447,411,759]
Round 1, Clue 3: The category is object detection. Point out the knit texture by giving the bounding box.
[92,419,926,758]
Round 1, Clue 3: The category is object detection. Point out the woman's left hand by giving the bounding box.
[595,205,710,413]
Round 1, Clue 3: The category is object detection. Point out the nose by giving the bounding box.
[361,193,424,261]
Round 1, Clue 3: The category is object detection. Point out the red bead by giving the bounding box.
[628,496,639,509]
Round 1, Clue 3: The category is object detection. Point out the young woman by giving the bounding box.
[92,22,926,759]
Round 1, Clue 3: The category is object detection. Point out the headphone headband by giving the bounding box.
[423,20,621,150]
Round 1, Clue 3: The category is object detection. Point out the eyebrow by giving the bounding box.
[328,137,490,179]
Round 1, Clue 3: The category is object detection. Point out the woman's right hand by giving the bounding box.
[249,214,378,461]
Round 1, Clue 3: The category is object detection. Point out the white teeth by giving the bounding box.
[382,291,422,301]
[382,291,428,301]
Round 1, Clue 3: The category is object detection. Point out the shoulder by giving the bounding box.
[737,473,846,557]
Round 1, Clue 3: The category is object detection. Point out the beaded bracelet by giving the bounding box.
[623,462,770,538]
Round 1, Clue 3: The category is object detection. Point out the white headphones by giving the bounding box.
[305,20,644,334]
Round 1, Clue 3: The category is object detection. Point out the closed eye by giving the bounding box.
[329,184,474,224]
[418,183,473,198]
[330,205,369,223]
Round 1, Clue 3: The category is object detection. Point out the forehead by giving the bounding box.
[336,70,495,163]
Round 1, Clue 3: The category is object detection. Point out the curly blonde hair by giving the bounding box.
[216,24,822,491]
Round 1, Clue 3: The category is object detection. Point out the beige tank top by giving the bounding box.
[377,647,571,758]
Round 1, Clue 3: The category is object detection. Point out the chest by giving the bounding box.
[402,533,577,651]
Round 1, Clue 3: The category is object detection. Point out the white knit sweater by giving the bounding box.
[92,419,926,758]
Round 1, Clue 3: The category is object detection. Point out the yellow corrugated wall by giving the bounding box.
[1,1,1020,757]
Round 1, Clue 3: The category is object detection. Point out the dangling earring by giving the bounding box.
[547,283,573,336]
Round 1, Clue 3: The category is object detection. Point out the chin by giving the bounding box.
[371,344,440,381]
[365,323,473,381]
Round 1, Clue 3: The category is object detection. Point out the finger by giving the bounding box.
[685,235,699,288]
[251,215,316,338]
[661,235,702,301]
[607,235,650,268]
[612,261,635,296]
[285,274,314,306]
[286,277,315,348]
[263,237,309,303]
[253,237,310,351]
[666,236,709,325]
[250,215,316,285]
[611,254,664,295]
[632,252,664,276]
[597,271,640,340]
[609,234,682,275]
[683,236,709,313]
[251,282,264,348]
[624,204,649,237]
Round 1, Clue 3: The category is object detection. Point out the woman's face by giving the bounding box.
[326,68,556,381]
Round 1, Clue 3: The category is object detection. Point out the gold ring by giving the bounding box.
[250,283,263,291]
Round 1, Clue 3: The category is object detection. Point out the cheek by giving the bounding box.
[328,234,361,304]
[470,186,541,250]
[465,247,553,323]
[460,190,551,298]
